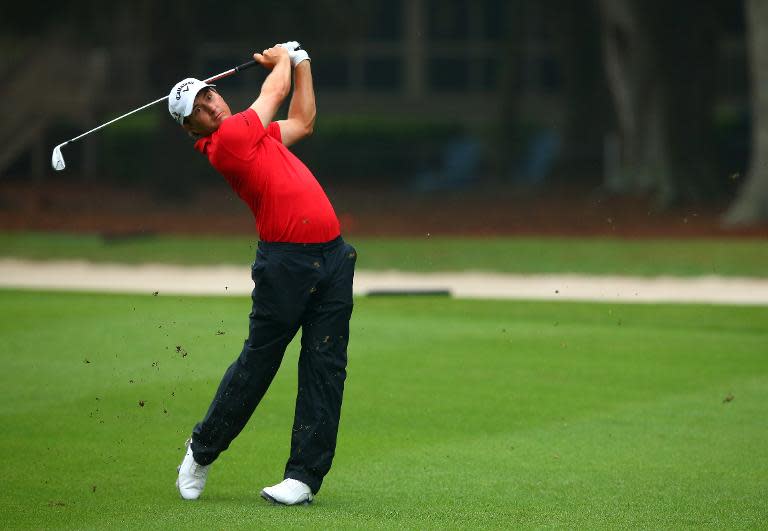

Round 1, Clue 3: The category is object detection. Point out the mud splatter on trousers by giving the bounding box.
[191,236,356,494]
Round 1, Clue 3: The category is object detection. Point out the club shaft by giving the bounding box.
[204,59,257,84]
[66,95,167,144]
[65,59,258,145]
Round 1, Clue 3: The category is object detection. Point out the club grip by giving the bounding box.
[234,59,258,73]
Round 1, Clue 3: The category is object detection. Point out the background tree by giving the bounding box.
[726,0,768,225]
[559,0,606,183]
[598,0,720,207]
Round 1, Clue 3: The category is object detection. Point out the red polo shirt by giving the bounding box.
[194,108,341,243]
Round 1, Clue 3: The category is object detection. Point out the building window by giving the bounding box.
[363,57,401,90]
[429,57,470,91]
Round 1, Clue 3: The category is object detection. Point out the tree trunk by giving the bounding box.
[598,0,719,206]
[560,0,607,181]
[495,0,530,181]
[651,2,719,206]
[725,0,768,225]
[598,0,668,194]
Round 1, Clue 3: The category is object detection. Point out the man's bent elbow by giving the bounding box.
[300,113,316,138]
[292,124,313,143]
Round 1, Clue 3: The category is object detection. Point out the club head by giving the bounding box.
[52,143,67,171]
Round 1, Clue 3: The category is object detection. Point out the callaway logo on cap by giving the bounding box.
[168,78,215,125]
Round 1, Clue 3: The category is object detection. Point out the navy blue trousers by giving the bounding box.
[191,236,356,494]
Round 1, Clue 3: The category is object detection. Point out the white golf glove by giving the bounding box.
[277,41,310,67]
[278,41,300,51]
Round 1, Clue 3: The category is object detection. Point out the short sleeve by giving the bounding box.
[216,108,267,158]
[266,122,282,143]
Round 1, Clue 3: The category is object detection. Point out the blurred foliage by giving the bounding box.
[0,0,387,43]
[0,0,755,209]
[100,112,162,185]
[293,116,465,181]
[97,113,465,187]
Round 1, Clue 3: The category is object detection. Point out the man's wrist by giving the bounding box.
[290,49,310,68]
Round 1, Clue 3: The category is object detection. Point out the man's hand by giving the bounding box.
[277,41,310,68]
[253,46,290,70]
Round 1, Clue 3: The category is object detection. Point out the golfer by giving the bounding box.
[169,42,356,505]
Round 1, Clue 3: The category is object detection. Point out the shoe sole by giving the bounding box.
[260,489,312,506]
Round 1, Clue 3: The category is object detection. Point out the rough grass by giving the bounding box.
[1,290,766,529]
[1,232,768,277]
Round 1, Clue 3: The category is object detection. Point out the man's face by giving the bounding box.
[183,88,232,137]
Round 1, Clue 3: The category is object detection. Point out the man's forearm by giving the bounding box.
[287,62,316,131]
[261,56,292,103]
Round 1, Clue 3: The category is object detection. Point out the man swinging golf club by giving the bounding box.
[171,42,356,505]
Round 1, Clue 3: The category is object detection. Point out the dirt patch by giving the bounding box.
[1,181,766,238]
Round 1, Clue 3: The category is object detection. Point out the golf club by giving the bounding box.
[51,59,258,171]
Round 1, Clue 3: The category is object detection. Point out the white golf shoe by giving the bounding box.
[260,478,314,505]
[176,438,210,500]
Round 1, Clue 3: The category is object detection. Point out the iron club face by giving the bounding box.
[52,143,67,171]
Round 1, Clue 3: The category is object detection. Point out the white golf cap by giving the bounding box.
[168,78,215,125]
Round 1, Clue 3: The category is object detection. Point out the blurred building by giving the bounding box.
[0,0,749,193]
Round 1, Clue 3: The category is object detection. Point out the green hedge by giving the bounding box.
[98,113,466,187]
[292,115,465,181]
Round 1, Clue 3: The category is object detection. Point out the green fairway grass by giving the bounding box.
[1,231,767,277]
[1,290,766,528]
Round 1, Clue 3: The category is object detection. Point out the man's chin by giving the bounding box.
[205,122,224,135]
